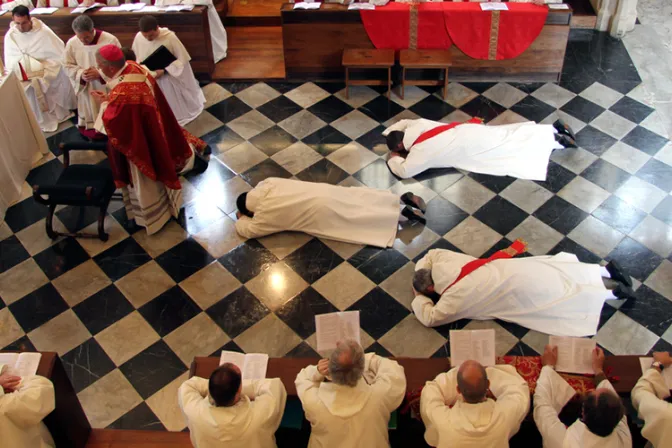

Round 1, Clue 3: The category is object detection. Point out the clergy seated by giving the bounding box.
[3,6,76,132]
[420,360,530,447]
[178,363,287,448]
[411,247,636,337]
[631,351,672,448]
[534,345,632,448]
[0,372,56,448]
[132,16,205,126]
[295,340,406,448]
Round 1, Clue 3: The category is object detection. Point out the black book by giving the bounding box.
[141,45,177,71]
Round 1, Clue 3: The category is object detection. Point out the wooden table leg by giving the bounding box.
[443,67,449,100]
[401,66,406,100]
[345,67,350,100]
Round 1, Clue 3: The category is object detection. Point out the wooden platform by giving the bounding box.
[213,26,285,80]
[85,429,192,448]
[567,0,597,29]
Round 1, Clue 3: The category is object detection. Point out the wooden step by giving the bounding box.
[566,0,597,29]
[85,429,192,448]
[225,0,283,26]
[214,26,285,80]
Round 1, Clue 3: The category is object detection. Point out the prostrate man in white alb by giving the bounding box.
[178,363,287,448]
[382,117,577,179]
[64,15,120,138]
[295,340,406,448]
[534,345,631,448]
[0,371,56,448]
[411,245,636,336]
[3,6,75,132]
[420,359,530,447]
[631,351,672,447]
[235,177,428,247]
[132,16,205,126]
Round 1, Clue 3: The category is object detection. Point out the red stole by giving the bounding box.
[441,239,528,295]
[411,117,483,147]
[103,61,192,190]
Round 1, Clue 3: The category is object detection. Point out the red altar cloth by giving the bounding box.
[417,3,453,50]
[360,2,410,50]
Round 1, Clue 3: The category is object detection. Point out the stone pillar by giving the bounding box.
[590,0,638,37]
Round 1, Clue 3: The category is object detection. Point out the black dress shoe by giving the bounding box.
[614,283,636,300]
[554,133,577,149]
[553,119,576,140]
[606,260,633,287]
[401,206,427,225]
[401,192,427,213]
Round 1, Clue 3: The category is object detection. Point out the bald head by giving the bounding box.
[457,360,489,403]
[329,339,365,387]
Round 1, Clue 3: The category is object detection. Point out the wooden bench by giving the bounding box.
[342,48,395,100]
[399,49,452,100]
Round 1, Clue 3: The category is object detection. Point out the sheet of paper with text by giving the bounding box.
[449,329,496,368]
[315,311,361,352]
[549,336,595,374]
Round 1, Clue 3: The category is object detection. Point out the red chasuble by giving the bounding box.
[102,61,192,190]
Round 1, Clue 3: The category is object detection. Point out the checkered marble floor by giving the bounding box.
[1,29,672,431]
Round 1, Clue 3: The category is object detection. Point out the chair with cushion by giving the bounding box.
[32,141,116,241]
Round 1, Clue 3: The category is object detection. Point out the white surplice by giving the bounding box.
[295,354,406,448]
[534,366,632,448]
[632,367,672,448]
[155,0,228,62]
[64,30,120,130]
[3,18,75,132]
[235,178,401,248]
[421,365,530,447]
[0,0,34,11]
[383,118,561,180]
[412,250,611,337]
[178,376,287,448]
[132,27,205,126]
[0,376,56,448]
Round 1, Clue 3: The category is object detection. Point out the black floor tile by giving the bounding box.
[534,161,576,193]
[285,341,320,358]
[211,340,245,357]
[276,287,338,339]
[347,287,410,339]
[609,97,654,124]
[314,82,346,94]
[3,198,49,233]
[651,195,672,227]
[621,126,669,156]
[2,335,36,352]
[266,82,302,94]
[636,159,672,193]
[303,125,352,156]
[111,207,143,235]
[423,196,469,236]
[241,159,292,187]
[180,196,227,235]
[533,196,588,234]
[349,247,408,284]
[606,237,663,282]
[61,338,116,393]
[0,236,30,274]
[353,159,399,189]
[355,125,389,156]
[184,158,235,193]
[413,239,463,263]
[574,125,618,156]
[495,319,530,340]
[308,96,354,123]
[257,95,303,123]
[33,238,90,280]
[154,239,215,283]
[408,95,456,121]
[648,338,672,356]
[510,95,556,122]
[468,173,516,194]
[46,126,88,157]
[218,240,278,284]
[9,284,69,332]
[295,158,349,185]
[598,302,619,330]
[138,286,201,337]
[459,96,507,123]
[119,340,187,399]
[549,237,601,264]
[506,341,539,356]
[365,342,393,358]
[507,82,546,94]
[359,96,405,123]
[206,287,270,338]
[108,402,166,431]
[73,285,134,335]
[459,82,496,94]
[560,96,605,123]
[249,126,298,156]
[55,205,101,233]
[592,195,647,234]
[581,159,631,192]
[206,96,252,123]
[283,239,343,283]
[431,318,471,339]
[25,158,64,187]
[200,125,245,155]
[93,238,152,282]
[414,168,463,193]
[217,82,257,94]
[618,285,672,337]
[473,197,528,235]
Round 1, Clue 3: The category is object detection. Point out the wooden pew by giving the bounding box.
[0,8,214,78]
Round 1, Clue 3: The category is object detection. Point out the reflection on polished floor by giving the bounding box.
[1,27,672,431]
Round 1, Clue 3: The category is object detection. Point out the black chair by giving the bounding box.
[32,141,116,241]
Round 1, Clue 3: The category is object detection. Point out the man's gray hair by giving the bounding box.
[413,269,434,295]
[329,339,365,387]
[72,15,94,33]
[96,49,125,70]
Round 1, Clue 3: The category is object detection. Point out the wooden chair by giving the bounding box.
[399,49,452,100]
[343,49,395,99]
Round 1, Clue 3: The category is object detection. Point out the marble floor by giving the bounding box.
[1,27,672,431]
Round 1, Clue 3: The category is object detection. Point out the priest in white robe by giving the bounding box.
[411,247,635,336]
[382,117,577,180]
[295,340,406,448]
[154,0,227,62]
[534,345,631,448]
[132,16,205,126]
[420,360,530,447]
[64,15,120,137]
[631,351,672,448]
[235,178,428,247]
[0,373,56,448]
[178,363,287,448]
[3,6,75,132]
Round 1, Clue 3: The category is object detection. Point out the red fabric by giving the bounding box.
[417,3,452,50]
[103,61,192,190]
[412,117,481,147]
[441,238,527,295]
[18,62,28,82]
[88,29,103,46]
[496,4,548,60]
[360,3,410,50]
[442,3,493,60]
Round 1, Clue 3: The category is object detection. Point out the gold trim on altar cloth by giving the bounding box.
[409,4,419,50]
[488,10,501,60]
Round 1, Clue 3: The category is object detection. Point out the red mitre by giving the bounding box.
[99,44,124,61]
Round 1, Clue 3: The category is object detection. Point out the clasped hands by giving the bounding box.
[0,372,21,393]
[82,67,101,83]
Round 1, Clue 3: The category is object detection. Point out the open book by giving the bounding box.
[219,351,268,381]
[315,311,360,352]
[639,358,672,388]
[0,352,42,377]
[449,329,495,368]
[549,336,595,374]
[142,46,178,71]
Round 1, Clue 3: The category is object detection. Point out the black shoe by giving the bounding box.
[606,260,633,287]
[613,283,636,300]
[401,205,426,225]
[553,119,576,140]
[554,133,577,149]
[401,192,427,213]
[192,154,209,174]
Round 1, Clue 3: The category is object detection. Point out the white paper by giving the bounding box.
[165,4,194,11]
[71,2,103,13]
[219,351,268,381]
[0,10,8,16]
[140,5,164,12]
[548,4,570,9]
[639,358,672,389]
[315,311,361,352]
[549,336,595,374]
[0,353,41,377]
[294,2,321,9]
[30,7,59,15]
[480,3,508,10]
[348,3,375,10]
[99,6,124,11]
[118,2,145,10]
[449,329,496,368]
